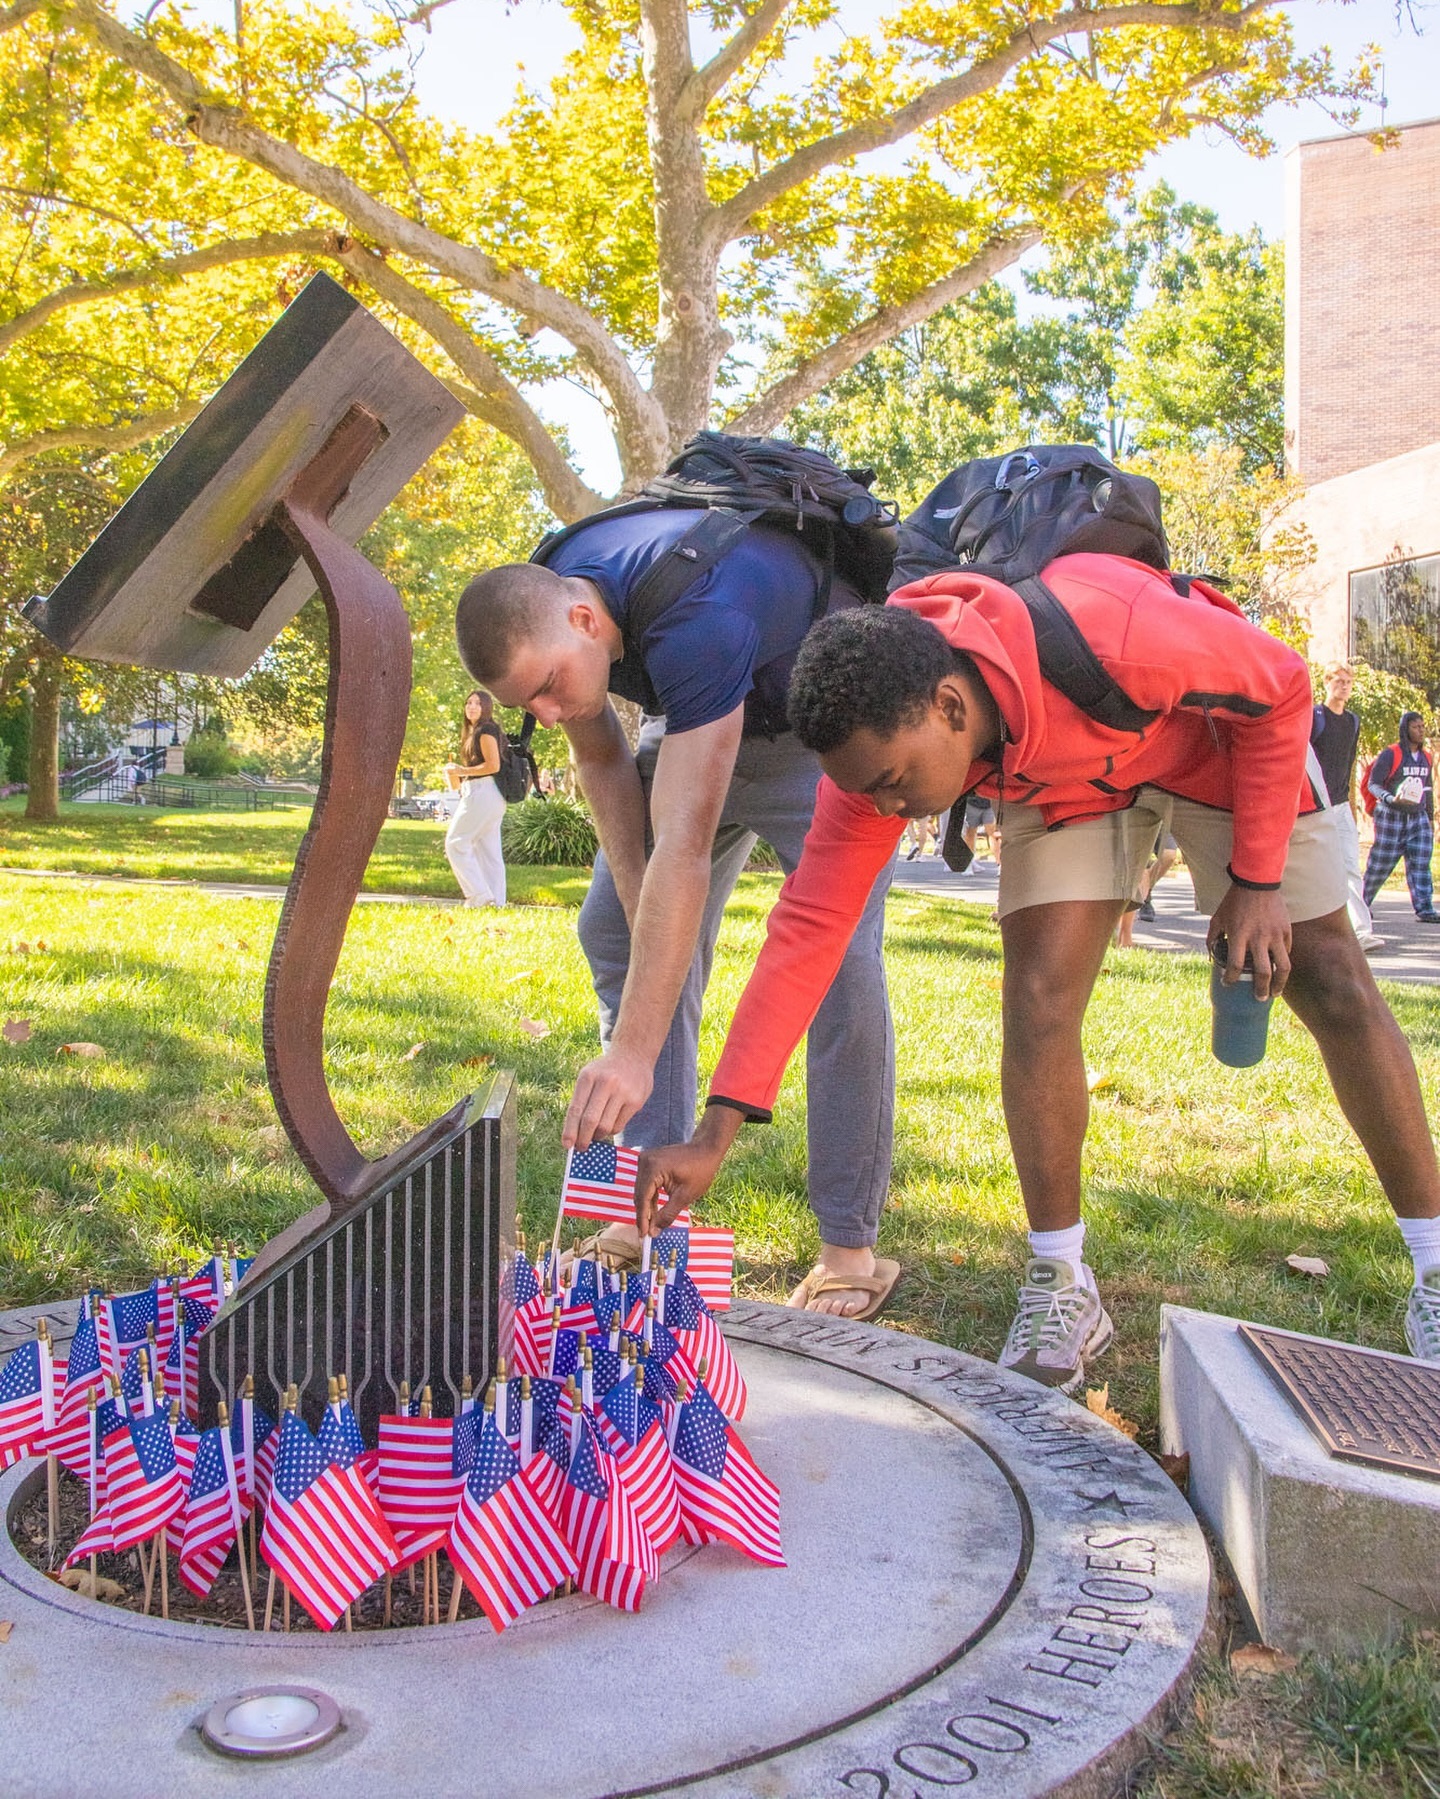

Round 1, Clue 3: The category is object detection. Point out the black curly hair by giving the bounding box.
[788,606,963,753]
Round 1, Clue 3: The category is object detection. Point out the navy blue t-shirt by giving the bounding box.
[543,511,824,736]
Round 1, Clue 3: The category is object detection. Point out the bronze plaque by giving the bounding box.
[1241,1323,1440,1481]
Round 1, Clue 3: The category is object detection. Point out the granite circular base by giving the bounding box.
[0,1300,1210,1798]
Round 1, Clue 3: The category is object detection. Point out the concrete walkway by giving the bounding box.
[892,852,1440,986]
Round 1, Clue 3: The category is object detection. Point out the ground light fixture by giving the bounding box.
[200,1686,342,1759]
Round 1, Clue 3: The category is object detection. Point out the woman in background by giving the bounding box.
[445,689,507,906]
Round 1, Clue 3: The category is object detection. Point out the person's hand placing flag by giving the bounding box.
[633,1105,745,1236]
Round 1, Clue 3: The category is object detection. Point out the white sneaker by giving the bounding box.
[1404,1268,1440,1362]
[1359,935,1387,954]
[999,1258,1114,1395]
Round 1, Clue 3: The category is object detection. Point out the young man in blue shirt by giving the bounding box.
[456,512,899,1319]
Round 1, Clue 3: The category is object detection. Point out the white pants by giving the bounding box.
[445,777,506,906]
[1330,801,1376,940]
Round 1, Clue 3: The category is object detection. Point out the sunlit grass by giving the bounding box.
[0,799,587,905]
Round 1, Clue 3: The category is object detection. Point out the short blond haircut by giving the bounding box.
[1324,660,1355,681]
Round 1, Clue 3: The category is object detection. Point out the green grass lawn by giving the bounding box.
[0,798,588,906]
[5,823,1440,1792]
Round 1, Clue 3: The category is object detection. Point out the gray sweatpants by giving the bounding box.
[577,720,895,1249]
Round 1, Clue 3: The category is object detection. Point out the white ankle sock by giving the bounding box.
[1396,1215,1440,1284]
[1028,1223,1087,1276]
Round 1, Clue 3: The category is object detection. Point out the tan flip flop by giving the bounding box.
[791,1257,902,1323]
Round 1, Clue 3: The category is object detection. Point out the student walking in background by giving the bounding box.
[444,689,507,907]
[1363,710,1439,924]
[1312,663,1383,950]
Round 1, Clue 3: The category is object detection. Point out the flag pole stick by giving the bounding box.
[141,1537,155,1615]
[158,1530,169,1620]
[384,1572,393,1626]
[446,1565,463,1624]
[89,1554,97,1602]
[38,1319,58,1560]
[549,1147,573,1277]
[283,1583,290,1633]
[264,1566,276,1632]
[344,1604,353,1633]
[46,1454,59,1564]
[218,1401,255,1632]
[236,1538,256,1632]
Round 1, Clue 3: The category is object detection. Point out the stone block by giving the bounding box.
[1160,1304,1440,1654]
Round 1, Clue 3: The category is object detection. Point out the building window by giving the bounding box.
[1350,551,1440,702]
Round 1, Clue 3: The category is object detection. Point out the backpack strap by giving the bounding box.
[624,509,756,645]
[1012,575,1160,736]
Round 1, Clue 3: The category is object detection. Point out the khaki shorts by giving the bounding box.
[996,789,1348,924]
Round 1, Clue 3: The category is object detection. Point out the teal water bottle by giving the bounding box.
[1210,935,1273,1068]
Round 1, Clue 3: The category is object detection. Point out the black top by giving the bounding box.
[1311,704,1360,808]
[462,721,504,779]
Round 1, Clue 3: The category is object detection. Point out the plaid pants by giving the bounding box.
[1363,803,1436,915]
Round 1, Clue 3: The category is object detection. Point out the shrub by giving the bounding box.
[501,794,598,866]
[184,729,237,779]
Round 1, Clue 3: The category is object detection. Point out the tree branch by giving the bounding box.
[679,0,797,119]
[724,224,1044,436]
[708,0,1281,249]
[59,0,667,477]
[0,228,333,357]
[0,404,201,482]
[330,238,602,522]
[0,0,48,33]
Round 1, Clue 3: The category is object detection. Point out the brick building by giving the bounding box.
[1280,117,1440,668]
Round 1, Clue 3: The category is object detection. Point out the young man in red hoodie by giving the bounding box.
[631,554,1440,1391]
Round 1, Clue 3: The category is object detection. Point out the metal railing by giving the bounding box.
[135,775,310,811]
[198,1076,514,1439]
[59,745,165,800]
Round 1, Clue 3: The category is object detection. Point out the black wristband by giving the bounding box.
[1226,864,1282,892]
[704,1094,772,1125]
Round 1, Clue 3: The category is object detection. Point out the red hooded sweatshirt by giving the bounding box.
[709,553,1316,1121]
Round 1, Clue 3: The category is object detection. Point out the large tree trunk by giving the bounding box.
[23,653,60,823]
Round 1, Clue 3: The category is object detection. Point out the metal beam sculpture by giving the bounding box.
[27,274,513,1428]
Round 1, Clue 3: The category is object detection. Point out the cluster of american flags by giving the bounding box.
[0,1201,783,1634]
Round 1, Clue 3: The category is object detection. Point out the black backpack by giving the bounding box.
[529,433,899,712]
[894,445,1175,740]
[892,446,1181,873]
[494,714,541,805]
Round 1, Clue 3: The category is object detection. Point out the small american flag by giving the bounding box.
[0,1342,47,1469]
[667,1272,747,1421]
[560,1141,642,1224]
[99,1289,160,1383]
[165,1414,203,1553]
[181,1257,227,1309]
[599,1370,681,1555]
[319,1393,379,1495]
[682,1228,734,1312]
[511,1294,558,1378]
[163,1296,214,1418]
[120,1346,155,1415]
[672,1382,784,1567]
[260,1412,399,1632]
[231,1394,277,1511]
[42,1307,103,1476]
[377,1413,463,1568]
[178,1424,243,1598]
[67,1447,116,1565]
[561,1414,655,1611]
[448,1408,576,1632]
[104,1413,185,1552]
[64,1394,126,1564]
